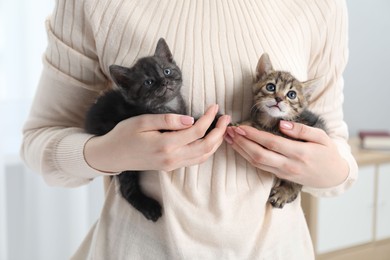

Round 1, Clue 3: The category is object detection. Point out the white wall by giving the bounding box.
[344,0,390,136]
[0,1,105,260]
[2,158,104,260]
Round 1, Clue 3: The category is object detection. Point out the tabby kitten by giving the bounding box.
[249,53,327,208]
[85,38,186,222]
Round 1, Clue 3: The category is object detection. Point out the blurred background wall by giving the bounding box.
[343,0,390,136]
[0,1,105,260]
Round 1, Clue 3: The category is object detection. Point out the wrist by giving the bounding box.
[312,157,350,189]
[333,157,350,187]
[84,135,118,174]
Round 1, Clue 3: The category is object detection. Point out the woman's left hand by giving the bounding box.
[225,120,349,189]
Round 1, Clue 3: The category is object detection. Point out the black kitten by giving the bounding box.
[85,38,186,222]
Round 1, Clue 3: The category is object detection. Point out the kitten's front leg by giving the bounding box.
[117,171,162,222]
[268,178,302,208]
[231,120,253,127]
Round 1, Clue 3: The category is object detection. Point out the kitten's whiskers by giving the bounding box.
[250,101,262,115]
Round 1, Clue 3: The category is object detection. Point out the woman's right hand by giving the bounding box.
[84,104,231,173]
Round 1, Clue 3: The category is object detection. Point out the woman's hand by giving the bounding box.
[224,121,349,189]
[84,104,231,173]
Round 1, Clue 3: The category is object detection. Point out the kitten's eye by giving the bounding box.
[266,83,276,92]
[144,79,154,86]
[287,90,297,99]
[164,68,172,76]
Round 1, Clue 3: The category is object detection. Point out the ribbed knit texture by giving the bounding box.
[21,0,357,258]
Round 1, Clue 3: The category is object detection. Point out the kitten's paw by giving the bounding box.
[238,120,252,126]
[138,198,163,222]
[268,187,299,209]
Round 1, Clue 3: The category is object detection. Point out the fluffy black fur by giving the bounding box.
[85,38,186,222]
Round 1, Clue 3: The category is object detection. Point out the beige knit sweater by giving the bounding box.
[21,0,358,258]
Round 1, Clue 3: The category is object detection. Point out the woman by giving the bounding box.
[21,0,357,258]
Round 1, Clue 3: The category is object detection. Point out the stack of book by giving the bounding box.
[358,131,390,150]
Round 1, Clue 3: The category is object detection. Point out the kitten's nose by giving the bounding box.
[275,97,283,103]
[162,79,169,86]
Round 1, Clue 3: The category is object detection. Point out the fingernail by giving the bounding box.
[214,104,219,114]
[224,134,233,144]
[227,127,235,138]
[234,127,246,136]
[225,115,231,125]
[180,115,195,125]
[280,120,293,130]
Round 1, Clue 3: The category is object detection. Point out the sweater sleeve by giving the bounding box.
[302,0,358,197]
[20,0,114,187]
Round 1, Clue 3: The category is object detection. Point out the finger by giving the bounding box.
[279,121,330,145]
[201,114,231,143]
[232,125,291,155]
[153,106,225,170]
[127,113,195,132]
[232,125,314,159]
[192,104,220,135]
[229,137,283,176]
[231,131,287,168]
[170,104,220,145]
[188,115,231,157]
[181,114,231,162]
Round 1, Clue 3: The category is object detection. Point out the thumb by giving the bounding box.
[131,113,195,132]
[279,120,329,145]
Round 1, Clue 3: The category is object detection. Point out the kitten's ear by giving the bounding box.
[302,77,323,99]
[154,38,174,63]
[109,65,132,88]
[256,53,273,81]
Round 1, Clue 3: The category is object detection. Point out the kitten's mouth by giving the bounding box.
[156,87,174,97]
[268,104,283,112]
